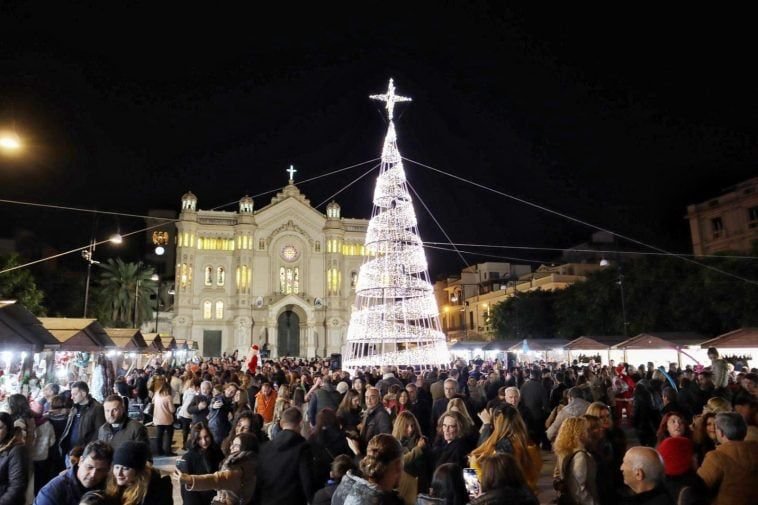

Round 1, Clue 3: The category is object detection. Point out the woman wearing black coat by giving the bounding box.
[429,412,474,472]
[308,408,352,489]
[177,424,225,505]
[0,412,30,505]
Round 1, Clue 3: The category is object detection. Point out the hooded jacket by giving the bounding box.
[331,471,404,505]
[254,428,314,505]
[0,437,28,505]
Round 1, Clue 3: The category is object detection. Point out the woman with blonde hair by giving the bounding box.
[583,402,625,503]
[444,398,475,435]
[391,411,427,505]
[106,441,172,505]
[469,404,540,492]
[553,416,599,505]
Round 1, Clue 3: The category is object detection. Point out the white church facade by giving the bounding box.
[171,172,368,358]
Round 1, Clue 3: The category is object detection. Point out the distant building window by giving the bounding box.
[259,238,265,250]
[315,241,321,252]
[217,267,225,286]
[215,301,224,319]
[711,217,724,238]
[205,266,213,286]
[203,300,212,319]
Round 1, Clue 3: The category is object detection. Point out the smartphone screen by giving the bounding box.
[463,468,480,497]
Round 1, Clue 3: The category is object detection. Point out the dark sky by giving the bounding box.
[1,2,756,277]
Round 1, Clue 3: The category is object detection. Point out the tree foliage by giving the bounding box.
[93,258,156,327]
[491,251,758,340]
[0,254,46,315]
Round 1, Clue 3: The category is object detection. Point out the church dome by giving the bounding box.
[326,201,341,219]
[181,191,198,211]
[239,195,254,213]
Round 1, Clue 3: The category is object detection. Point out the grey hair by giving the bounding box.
[715,412,747,441]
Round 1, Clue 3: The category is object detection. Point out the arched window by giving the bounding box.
[279,266,300,294]
[205,266,213,286]
[217,266,225,286]
[259,238,265,250]
[203,300,212,319]
[351,271,358,289]
[215,301,224,319]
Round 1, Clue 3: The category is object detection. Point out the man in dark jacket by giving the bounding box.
[186,380,212,425]
[308,376,341,426]
[98,394,150,453]
[255,407,315,505]
[59,382,105,459]
[359,387,392,453]
[34,441,113,505]
[519,370,549,448]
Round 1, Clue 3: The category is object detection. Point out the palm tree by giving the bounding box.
[94,258,156,327]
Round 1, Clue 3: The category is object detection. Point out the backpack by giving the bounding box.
[552,450,584,505]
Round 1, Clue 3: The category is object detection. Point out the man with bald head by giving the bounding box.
[620,447,673,504]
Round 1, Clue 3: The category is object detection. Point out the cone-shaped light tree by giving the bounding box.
[343,79,449,370]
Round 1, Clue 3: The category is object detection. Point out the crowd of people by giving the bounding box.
[0,345,755,505]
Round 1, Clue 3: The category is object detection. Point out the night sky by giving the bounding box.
[1,3,756,278]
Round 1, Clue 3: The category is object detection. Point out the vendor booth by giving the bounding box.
[104,328,150,370]
[39,317,117,401]
[612,332,709,369]
[449,340,489,361]
[482,339,519,363]
[564,336,625,366]
[509,338,569,364]
[0,301,58,398]
[700,328,757,370]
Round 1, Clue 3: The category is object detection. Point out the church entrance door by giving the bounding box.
[277,310,300,356]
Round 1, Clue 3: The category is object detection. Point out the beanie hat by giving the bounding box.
[657,436,694,476]
[113,441,150,471]
[336,381,349,395]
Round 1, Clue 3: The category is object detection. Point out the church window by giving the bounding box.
[279,266,300,294]
[203,300,212,319]
[179,263,189,288]
[315,241,321,252]
[259,238,265,250]
[328,268,341,295]
[215,301,224,319]
[236,267,241,288]
[217,267,225,286]
[279,267,286,293]
[205,266,213,286]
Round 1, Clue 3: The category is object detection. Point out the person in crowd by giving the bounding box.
[656,434,697,502]
[220,411,257,456]
[270,383,291,431]
[471,404,540,492]
[68,446,84,468]
[59,382,106,465]
[105,441,172,505]
[443,397,475,436]
[253,382,277,425]
[232,387,251,416]
[546,387,591,441]
[620,446,674,505]
[337,389,363,435]
[429,411,473,471]
[30,399,58,493]
[470,453,538,505]
[732,394,758,441]
[692,411,718,465]
[661,387,692,421]
[519,369,549,449]
[0,411,29,505]
[553,416,600,505]
[431,379,458,430]
[697,412,758,505]
[309,408,352,491]
[312,454,356,505]
[633,377,662,447]
[254,407,315,505]
[655,411,691,444]
[35,440,113,505]
[404,383,432,439]
[170,370,183,415]
[175,430,256,505]
[39,384,61,414]
[332,433,405,505]
[152,383,176,456]
[177,378,200,448]
[415,463,468,505]
[98,394,149,453]
[391,411,428,505]
[702,396,732,415]
[707,347,729,394]
[360,387,393,454]
[584,402,626,503]
[186,381,213,427]
[396,389,411,415]
[376,366,404,398]
[309,376,341,426]
[208,383,236,446]
[176,424,232,505]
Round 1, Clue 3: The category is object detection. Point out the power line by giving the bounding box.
[404,157,758,285]
[314,164,380,209]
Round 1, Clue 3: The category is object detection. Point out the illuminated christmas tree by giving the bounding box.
[343,79,449,370]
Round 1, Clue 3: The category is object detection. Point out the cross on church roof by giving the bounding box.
[287,165,297,182]
[370,78,412,121]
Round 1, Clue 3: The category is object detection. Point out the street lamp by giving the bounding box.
[82,234,123,317]
[151,273,160,333]
[600,257,629,336]
[0,131,21,153]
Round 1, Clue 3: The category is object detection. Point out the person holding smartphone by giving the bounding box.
[176,424,224,505]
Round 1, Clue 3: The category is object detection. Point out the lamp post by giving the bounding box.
[600,256,629,337]
[151,273,160,333]
[82,240,100,318]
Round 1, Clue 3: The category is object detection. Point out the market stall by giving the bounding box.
[449,340,489,361]
[39,317,118,401]
[104,328,150,370]
[700,328,758,370]
[482,339,519,363]
[612,332,709,369]
[564,336,625,366]
[0,301,58,398]
[508,338,569,364]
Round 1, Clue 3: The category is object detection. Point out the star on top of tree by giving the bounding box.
[370,78,412,121]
